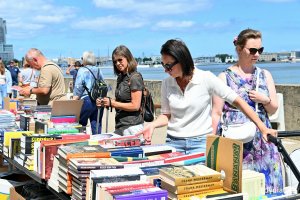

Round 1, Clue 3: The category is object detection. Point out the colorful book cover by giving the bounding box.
[69,157,123,171]
[112,187,168,200]
[159,164,221,186]
[4,131,34,147]
[161,179,223,194]
[58,145,110,160]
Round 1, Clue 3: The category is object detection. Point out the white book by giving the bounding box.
[141,144,176,157]
[33,141,40,173]
[89,167,145,200]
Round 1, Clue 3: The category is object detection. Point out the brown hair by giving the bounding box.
[112,45,137,75]
[0,61,5,75]
[234,28,262,49]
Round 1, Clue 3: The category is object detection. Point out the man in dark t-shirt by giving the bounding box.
[7,60,20,86]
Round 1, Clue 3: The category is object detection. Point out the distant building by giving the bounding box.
[0,18,14,62]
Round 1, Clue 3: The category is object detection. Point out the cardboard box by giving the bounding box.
[206,135,243,193]
[10,184,27,200]
[51,100,83,122]
[3,97,19,113]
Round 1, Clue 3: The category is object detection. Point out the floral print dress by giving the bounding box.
[217,67,283,194]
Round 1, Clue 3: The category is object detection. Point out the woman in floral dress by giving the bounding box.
[212,28,283,194]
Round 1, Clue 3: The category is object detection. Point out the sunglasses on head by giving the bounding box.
[161,60,178,71]
[246,47,264,55]
[113,58,123,64]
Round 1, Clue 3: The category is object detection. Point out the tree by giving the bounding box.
[215,54,230,63]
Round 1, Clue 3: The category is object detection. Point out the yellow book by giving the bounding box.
[161,179,223,194]
[168,188,228,200]
[159,164,221,186]
[4,131,34,147]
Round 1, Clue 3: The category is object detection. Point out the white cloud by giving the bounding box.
[72,15,146,31]
[155,20,195,29]
[1,0,76,39]
[92,0,211,16]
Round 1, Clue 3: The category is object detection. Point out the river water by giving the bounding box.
[66,62,300,84]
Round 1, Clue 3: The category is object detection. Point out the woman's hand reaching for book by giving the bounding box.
[135,123,154,145]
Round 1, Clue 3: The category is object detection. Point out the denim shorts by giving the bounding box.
[166,135,207,155]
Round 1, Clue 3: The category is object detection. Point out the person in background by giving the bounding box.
[96,45,144,136]
[7,59,20,86]
[73,51,104,135]
[211,28,283,194]
[139,39,277,155]
[19,59,36,88]
[66,61,81,93]
[0,61,12,108]
[19,48,67,105]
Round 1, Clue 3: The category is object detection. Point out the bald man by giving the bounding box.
[20,48,67,105]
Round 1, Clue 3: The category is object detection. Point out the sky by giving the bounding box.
[1,0,300,60]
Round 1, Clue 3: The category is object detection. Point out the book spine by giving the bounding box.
[174,180,223,194]
[177,188,227,199]
[76,165,124,170]
[164,152,205,163]
[66,152,111,160]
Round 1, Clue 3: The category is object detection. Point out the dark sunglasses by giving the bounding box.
[161,60,178,71]
[113,58,123,64]
[246,47,264,55]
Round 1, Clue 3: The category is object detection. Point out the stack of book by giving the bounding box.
[87,167,151,200]
[68,157,123,200]
[159,164,228,199]
[56,145,110,195]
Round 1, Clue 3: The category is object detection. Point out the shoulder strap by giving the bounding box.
[82,66,97,80]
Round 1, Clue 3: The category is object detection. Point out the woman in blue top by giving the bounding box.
[73,51,104,135]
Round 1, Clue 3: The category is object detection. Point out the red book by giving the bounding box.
[164,152,205,163]
[39,138,89,180]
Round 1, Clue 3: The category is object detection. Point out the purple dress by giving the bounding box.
[217,67,283,194]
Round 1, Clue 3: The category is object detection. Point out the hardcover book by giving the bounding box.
[58,145,110,160]
[168,188,228,200]
[159,164,222,186]
[111,187,168,200]
[69,157,122,171]
[161,179,223,194]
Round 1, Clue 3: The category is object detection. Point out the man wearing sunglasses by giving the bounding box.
[212,28,282,194]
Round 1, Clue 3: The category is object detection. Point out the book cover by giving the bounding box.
[111,187,168,200]
[141,144,176,157]
[58,145,110,160]
[168,188,228,200]
[89,167,145,200]
[69,157,122,171]
[102,184,155,200]
[164,152,205,164]
[147,151,184,160]
[108,146,144,158]
[4,131,34,147]
[161,179,223,194]
[21,134,62,154]
[159,164,221,186]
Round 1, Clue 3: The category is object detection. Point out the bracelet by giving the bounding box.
[264,97,271,105]
[30,88,33,95]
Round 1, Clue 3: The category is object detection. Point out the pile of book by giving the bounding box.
[159,164,228,199]
[87,167,168,200]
